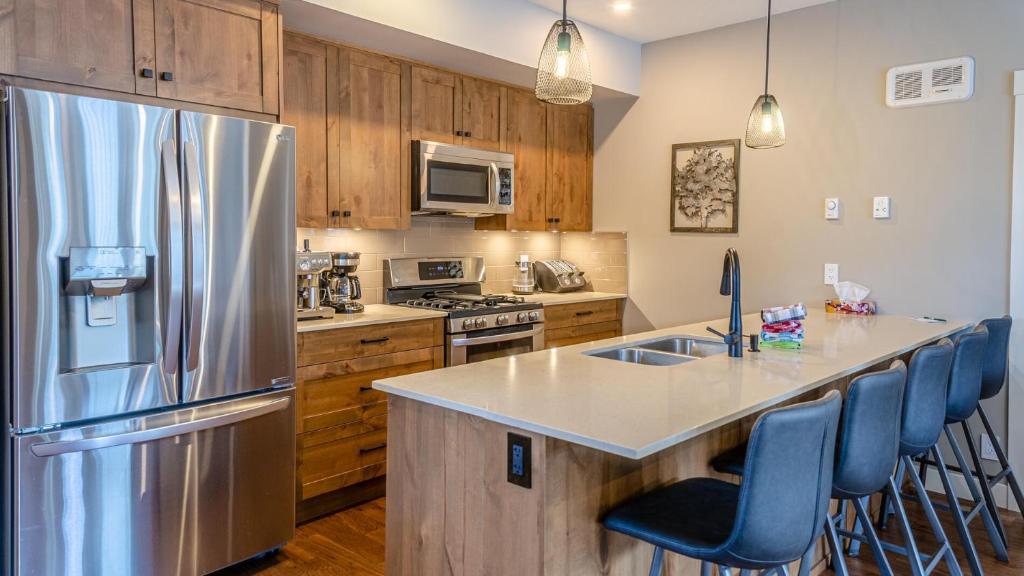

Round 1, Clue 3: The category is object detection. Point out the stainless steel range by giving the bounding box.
[384,257,544,366]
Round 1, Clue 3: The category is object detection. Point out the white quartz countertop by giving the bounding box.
[296,304,447,333]
[506,291,627,306]
[373,310,967,459]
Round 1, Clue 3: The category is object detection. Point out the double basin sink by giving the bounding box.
[585,336,728,366]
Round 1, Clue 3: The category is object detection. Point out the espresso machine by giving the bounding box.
[297,240,335,321]
[323,252,364,314]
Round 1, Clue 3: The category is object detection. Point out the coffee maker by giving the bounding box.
[296,240,335,321]
[323,252,364,314]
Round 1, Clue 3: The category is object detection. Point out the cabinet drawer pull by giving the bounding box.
[455,130,464,137]
[360,336,390,345]
[342,210,352,217]
[465,131,472,138]
[575,310,594,317]
[160,71,174,82]
[359,385,373,392]
[330,209,341,218]
[140,68,154,79]
[359,443,387,454]
[554,217,561,223]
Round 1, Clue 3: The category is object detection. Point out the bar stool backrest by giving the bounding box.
[946,325,989,423]
[723,390,842,567]
[899,338,954,457]
[979,316,1011,400]
[832,360,907,499]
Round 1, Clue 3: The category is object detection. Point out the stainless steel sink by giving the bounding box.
[586,347,694,366]
[636,337,729,358]
[584,337,727,366]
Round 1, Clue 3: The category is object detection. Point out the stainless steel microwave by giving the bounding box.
[412,140,514,217]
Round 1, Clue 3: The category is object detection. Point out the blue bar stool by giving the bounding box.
[967,317,1024,541]
[710,363,909,576]
[860,339,964,576]
[602,391,842,576]
[911,325,1009,574]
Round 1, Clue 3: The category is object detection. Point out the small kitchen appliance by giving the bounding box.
[297,241,335,321]
[384,257,544,366]
[534,259,587,293]
[412,140,514,217]
[324,251,364,314]
[512,254,536,295]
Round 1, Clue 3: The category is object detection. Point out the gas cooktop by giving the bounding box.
[400,292,541,318]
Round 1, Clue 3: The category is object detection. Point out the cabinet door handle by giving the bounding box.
[140,68,154,78]
[359,443,387,454]
[455,130,464,137]
[342,210,352,217]
[160,71,174,82]
[360,336,391,345]
[465,131,472,138]
[359,385,373,392]
[554,218,561,223]
[575,310,594,317]
[330,209,341,218]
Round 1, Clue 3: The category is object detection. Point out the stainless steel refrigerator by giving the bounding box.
[1,87,297,576]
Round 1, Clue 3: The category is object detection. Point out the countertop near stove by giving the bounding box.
[503,291,627,306]
[373,310,967,459]
[296,304,448,333]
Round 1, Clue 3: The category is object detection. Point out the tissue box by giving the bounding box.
[826,299,877,315]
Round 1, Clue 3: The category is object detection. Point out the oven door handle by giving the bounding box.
[450,324,544,347]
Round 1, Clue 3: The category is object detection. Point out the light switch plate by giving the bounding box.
[873,196,891,219]
[825,198,840,220]
[824,263,839,285]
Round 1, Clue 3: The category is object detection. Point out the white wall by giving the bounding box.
[593,0,1024,443]
[1010,69,1024,509]
[285,0,642,97]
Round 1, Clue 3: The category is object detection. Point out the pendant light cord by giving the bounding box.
[764,0,772,96]
[562,0,568,28]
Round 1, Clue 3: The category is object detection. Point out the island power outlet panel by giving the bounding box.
[507,433,532,488]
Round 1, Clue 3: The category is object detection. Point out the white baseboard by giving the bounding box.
[922,466,1020,513]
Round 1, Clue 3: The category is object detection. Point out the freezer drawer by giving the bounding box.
[13,389,295,576]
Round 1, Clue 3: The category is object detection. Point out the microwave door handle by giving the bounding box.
[183,141,207,372]
[450,324,544,347]
[160,141,184,375]
[490,162,500,210]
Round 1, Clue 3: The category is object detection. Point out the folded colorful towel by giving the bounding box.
[761,331,805,343]
[761,340,803,350]
[761,303,807,324]
[762,320,803,334]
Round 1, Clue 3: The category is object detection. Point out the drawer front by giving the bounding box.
[297,318,443,366]
[297,347,437,433]
[299,413,388,500]
[546,320,621,349]
[544,300,622,330]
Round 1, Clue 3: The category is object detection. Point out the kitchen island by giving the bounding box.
[374,311,967,575]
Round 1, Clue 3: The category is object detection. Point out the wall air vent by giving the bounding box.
[886,56,974,108]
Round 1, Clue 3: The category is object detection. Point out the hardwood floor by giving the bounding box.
[217,495,1022,575]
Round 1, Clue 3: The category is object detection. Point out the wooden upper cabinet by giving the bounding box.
[153,0,280,113]
[410,66,457,144]
[546,103,593,232]
[282,32,328,229]
[332,48,406,230]
[0,0,140,93]
[459,76,504,151]
[505,90,548,231]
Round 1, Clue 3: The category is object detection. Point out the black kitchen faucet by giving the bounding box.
[707,248,744,358]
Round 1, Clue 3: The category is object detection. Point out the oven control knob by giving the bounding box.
[496,314,509,326]
[475,318,488,328]
[528,311,540,322]
[517,312,528,323]
[462,319,474,330]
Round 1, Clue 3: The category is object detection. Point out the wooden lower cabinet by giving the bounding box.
[295,318,444,522]
[544,299,625,349]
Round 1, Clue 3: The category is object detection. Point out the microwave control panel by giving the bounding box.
[497,167,513,206]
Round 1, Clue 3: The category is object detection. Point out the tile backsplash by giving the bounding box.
[298,217,628,304]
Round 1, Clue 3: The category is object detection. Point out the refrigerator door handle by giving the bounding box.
[28,396,291,457]
[161,140,185,375]
[184,140,207,372]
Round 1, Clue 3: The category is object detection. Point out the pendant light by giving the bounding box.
[745,0,785,148]
[535,0,593,105]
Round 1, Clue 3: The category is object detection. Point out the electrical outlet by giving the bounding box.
[825,198,840,220]
[981,433,999,461]
[507,433,532,488]
[824,263,839,285]
[873,196,891,219]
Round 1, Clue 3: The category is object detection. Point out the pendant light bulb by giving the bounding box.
[535,0,593,105]
[745,0,785,149]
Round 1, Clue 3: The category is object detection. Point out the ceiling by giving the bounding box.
[526,0,835,43]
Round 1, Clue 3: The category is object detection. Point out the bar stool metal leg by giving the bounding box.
[961,419,1008,548]
[977,404,1024,515]
[825,504,851,576]
[942,425,1009,563]
[903,453,965,576]
[649,546,665,576]
[851,496,895,576]
[796,544,813,576]
[701,560,714,576]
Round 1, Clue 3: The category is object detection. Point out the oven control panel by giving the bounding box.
[418,260,464,281]
[449,308,544,334]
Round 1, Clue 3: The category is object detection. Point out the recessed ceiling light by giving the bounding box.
[612,1,633,14]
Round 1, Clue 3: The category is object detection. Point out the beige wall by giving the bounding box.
[298,219,627,302]
[593,1,1023,446]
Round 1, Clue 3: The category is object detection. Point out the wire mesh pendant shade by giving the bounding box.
[745,94,786,148]
[535,19,593,105]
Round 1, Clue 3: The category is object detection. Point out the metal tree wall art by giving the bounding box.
[671,139,740,233]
